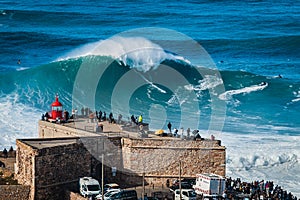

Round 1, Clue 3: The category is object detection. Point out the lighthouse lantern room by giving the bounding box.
[51,95,63,119]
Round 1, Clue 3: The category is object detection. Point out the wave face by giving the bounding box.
[2,36,299,135]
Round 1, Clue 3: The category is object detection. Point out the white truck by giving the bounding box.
[193,173,225,197]
[174,189,197,200]
[79,177,101,197]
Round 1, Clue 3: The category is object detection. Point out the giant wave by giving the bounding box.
[1,36,299,134]
[0,36,299,196]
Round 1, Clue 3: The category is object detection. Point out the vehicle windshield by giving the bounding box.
[188,191,197,197]
[105,190,119,197]
[87,185,100,191]
[105,184,120,190]
[109,193,118,198]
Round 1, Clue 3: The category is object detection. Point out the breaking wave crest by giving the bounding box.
[57,36,189,72]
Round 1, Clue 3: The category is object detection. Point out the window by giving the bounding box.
[188,191,197,197]
[52,106,62,111]
[87,185,100,191]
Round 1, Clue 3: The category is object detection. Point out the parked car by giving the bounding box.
[103,183,120,193]
[106,190,137,200]
[144,197,159,200]
[169,181,192,192]
[96,189,121,200]
[151,191,172,200]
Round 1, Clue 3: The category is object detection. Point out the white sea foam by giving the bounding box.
[154,124,300,196]
[146,88,158,102]
[16,67,29,71]
[58,36,189,72]
[166,86,189,106]
[219,82,268,100]
[184,75,224,98]
[166,94,178,106]
[0,92,41,149]
[291,98,300,102]
[198,130,300,197]
[185,75,223,92]
[291,90,300,102]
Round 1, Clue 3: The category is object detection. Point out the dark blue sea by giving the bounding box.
[0,0,299,195]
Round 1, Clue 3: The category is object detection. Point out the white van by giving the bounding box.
[174,189,197,200]
[79,177,101,197]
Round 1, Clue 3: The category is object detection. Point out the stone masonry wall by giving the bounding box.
[38,123,226,187]
[38,120,225,182]
[15,140,39,200]
[80,136,123,170]
[16,138,92,200]
[0,185,30,200]
[121,138,226,186]
[81,137,124,184]
[39,120,124,174]
[34,142,91,200]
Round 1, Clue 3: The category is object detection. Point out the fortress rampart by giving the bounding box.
[15,138,91,200]
[14,120,226,200]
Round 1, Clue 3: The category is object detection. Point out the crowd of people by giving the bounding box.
[130,114,143,125]
[225,177,298,200]
[165,122,213,141]
[82,108,122,124]
[41,105,128,125]
[1,146,14,159]
[42,106,216,141]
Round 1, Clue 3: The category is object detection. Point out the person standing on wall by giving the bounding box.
[167,122,172,133]
[138,115,143,124]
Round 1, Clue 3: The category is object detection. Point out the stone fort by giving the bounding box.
[14,120,226,200]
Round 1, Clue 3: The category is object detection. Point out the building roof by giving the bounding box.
[18,138,79,149]
[51,96,63,107]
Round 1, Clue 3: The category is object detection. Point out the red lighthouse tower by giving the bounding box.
[51,95,63,120]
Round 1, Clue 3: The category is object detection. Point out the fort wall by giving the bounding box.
[0,185,30,200]
[38,120,225,181]
[15,138,91,200]
[14,121,226,199]
[15,140,38,200]
[121,138,225,186]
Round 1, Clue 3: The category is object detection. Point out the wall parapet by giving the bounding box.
[128,145,225,150]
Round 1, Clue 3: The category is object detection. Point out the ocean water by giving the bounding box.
[1,0,299,196]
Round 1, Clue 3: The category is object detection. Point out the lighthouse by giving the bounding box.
[51,95,63,120]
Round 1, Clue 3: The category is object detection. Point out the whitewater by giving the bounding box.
[0,0,299,196]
